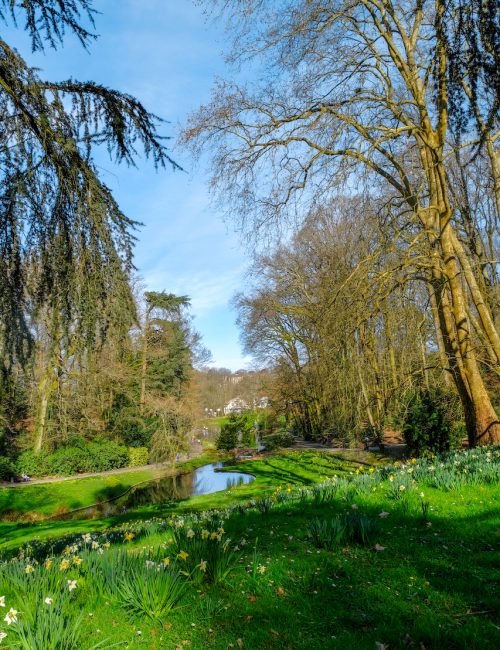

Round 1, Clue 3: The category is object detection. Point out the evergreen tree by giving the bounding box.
[0,0,178,373]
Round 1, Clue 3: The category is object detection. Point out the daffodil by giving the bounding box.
[0,596,5,607]
[162,557,170,566]
[67,580,77,592]
[44,597,53,605]
[198,559,207,572]
[4,608,17,625]
[187,529,195,539]
[201,529,210,539]
[72,556,82,566]
[25,564,34,574]
[44,559,53,570]
[0,630,6,643]
[178,550,189,561]
[124,532,135,542]
[59,559,70,571]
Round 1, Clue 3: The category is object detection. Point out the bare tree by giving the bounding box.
[185,0,500,444]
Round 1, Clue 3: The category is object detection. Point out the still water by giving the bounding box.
[57,463,255,520]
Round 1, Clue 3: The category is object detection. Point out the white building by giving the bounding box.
[223,397,250,415]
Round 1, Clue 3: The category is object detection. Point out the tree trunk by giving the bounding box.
[139,308,150,417]
[430,160,500,445]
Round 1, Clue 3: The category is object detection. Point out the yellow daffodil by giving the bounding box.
[44,559,53,570]
[178,550,189,561]
[198,559,207,572]
[59,559,70,571]
[25,564,34,574]
[124,532,135,542]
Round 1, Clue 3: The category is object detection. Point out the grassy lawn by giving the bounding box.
[0,448,498,649]
[0,454,215,520]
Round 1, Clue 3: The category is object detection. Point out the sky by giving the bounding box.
[3,0,255,371]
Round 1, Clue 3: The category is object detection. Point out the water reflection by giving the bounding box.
[56,463,255,520]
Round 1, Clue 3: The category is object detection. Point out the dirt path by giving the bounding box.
[0,441,206,489]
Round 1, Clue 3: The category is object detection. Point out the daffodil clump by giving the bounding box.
[167,517,239,586]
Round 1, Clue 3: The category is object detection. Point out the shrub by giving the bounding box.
[261,430,295,450]
[15,450,49,477]
[128,447,149,467]
[84,442,129,472]
[45,447,89,475]
[0,455,16,480]
[402,387,463,456]
[216,413,256,450]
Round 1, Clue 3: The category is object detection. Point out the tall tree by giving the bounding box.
[0,0,178,376]
[185,0,500,444]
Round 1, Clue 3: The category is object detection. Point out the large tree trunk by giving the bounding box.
[428,158,500,445]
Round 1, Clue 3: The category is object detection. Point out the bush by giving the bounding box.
[216,413,255,450]
[16,450,49,477]
[402,387,463,456]
[128,447,149,467]
[84,441,129,472]
[16,442,129,477]
[45,447,89,475]
[261,430,295,450]
[216,425,238,451]
[0,455,16,480]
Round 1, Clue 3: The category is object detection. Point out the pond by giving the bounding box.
[56,463,255,520]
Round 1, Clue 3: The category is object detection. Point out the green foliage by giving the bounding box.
[402,388,463,456]
[10,607,91,650]
[216,413,256,450]
[128,447,149,467]
[0,455,16,480]
[110,410,151,448]
[307,517,346,550]
[117,564,186,620]
[308,511,379,550]
[169,521,238,586]
[15,442,129,477]
[261,429,295,450]
[16,450,49,476]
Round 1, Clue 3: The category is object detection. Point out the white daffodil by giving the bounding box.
[44,597,53,605]
[67,580,77,592]
[0,596,5,607]
[4,608,17,625]
[0,630,7,644]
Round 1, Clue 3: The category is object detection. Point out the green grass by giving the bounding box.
[0,454,214,519]
[0,448,498,649]
[0,450,377,552]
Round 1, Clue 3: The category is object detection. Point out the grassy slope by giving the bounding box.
[1,472,498,649]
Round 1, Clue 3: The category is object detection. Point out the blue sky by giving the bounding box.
[4,0,254,370]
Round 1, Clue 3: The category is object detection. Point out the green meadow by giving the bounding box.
[0,448,498,649]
